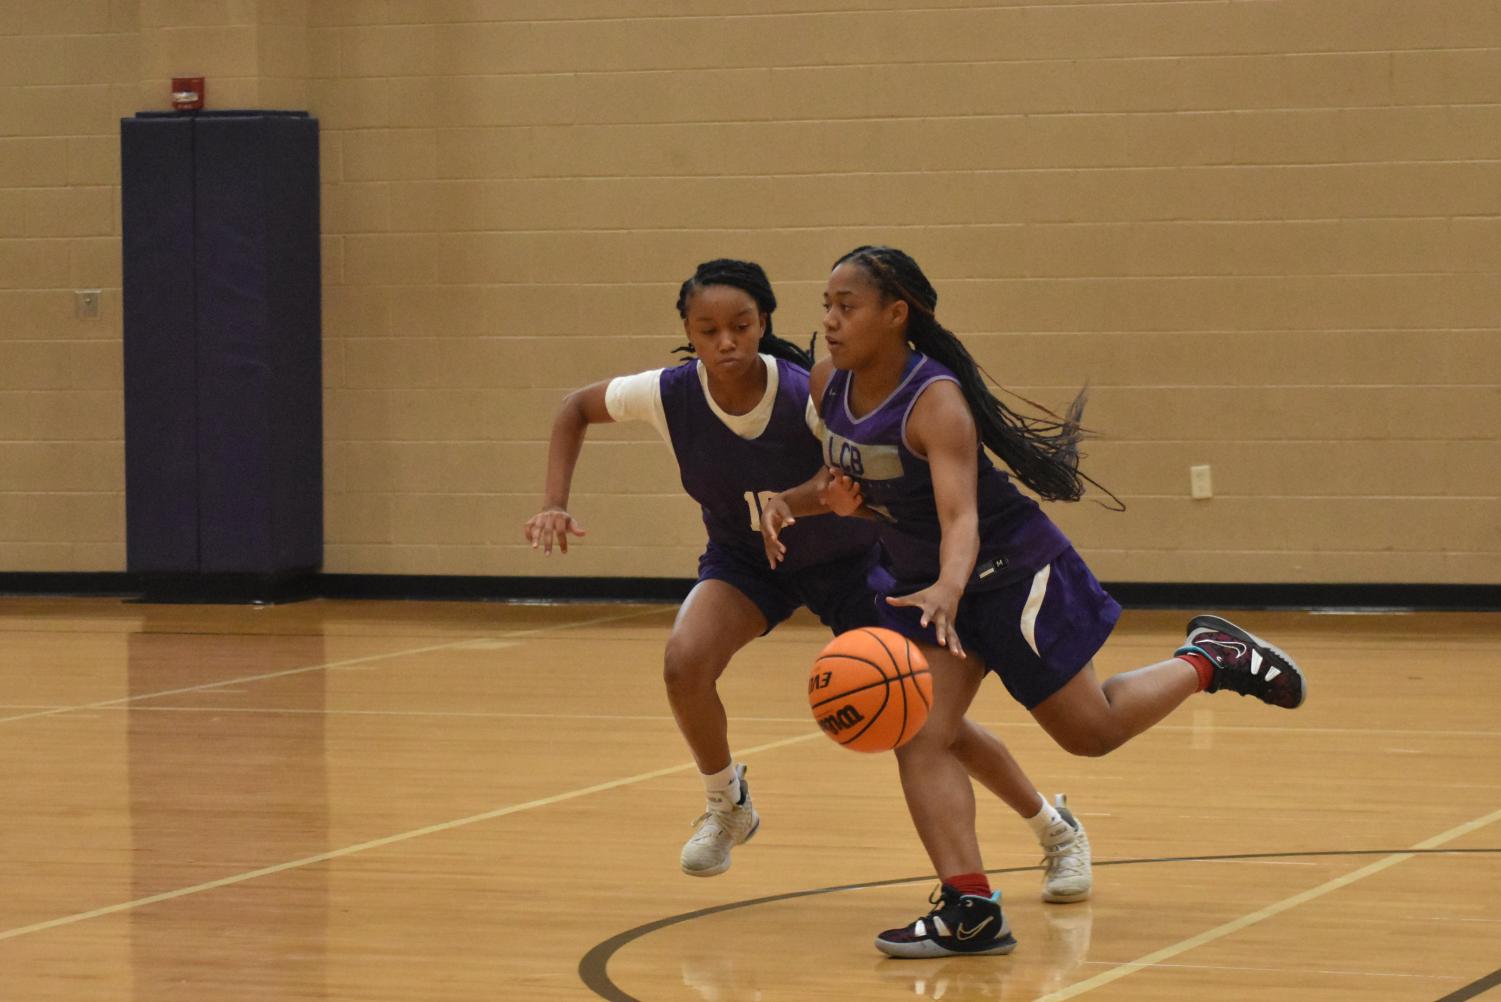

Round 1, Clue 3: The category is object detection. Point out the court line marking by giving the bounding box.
[0,729,821,944]
[1087,959,1450,981]
[1183,858,1317,866]
[577,847,1501,1001]
[1034,807,1501,1001]
[1436,964,1501,1002]
[0,607,664,726]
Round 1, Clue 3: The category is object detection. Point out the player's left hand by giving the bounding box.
[818,466,864,517]
[886,582,965,657]
[522,507,586,554]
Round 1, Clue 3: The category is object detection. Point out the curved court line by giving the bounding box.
[1436,964,1501,1002]
[1033,806,1501,1001]
[0,728,823,945]
[577,844,1501,1002]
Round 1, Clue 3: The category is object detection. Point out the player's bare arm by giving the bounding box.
[884,380,980,656]
[523,381,612,554]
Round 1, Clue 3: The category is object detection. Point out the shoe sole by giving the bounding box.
[680,815,760,878]
[874,932,1019,959]
[1188,614,1307,709]
[1042,887,1091,904]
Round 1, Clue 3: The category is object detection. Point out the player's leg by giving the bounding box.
[949,720,1039,816]
[665,577,769,876]
[1030,658,1197,758]
[664,578,766,774]
[800,552,1010,877]
[985,547,1201,758]
[877,645,1016,958]
[802,553,1062,825]
[880,562,1100,906]
[950,722,1092,903]
[894,645,986,879]
[1031,616,1307,758]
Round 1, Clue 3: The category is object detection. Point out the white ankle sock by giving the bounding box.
[702,762,740,812]
[1025,793,1074,847]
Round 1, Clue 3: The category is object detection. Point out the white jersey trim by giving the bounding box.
[605,354,781,444]
[695,353,780,440]
[804,396,825,439]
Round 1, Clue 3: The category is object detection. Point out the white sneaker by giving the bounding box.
[1041,793,1092,903]
[680,764,760,877]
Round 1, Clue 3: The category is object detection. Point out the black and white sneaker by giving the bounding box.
[1178,615,1306,709]
[875,884,1018,959]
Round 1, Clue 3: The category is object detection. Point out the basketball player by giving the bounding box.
[762,245,1307,959]
[524,259,1091,902]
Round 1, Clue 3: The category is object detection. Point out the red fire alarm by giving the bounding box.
[171,77,205,111]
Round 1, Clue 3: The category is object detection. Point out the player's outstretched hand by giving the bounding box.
[523,508,586,555]
[886,582,965,658]
[818,466,864,517]
[761,495,795,568]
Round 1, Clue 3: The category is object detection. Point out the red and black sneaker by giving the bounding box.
[1178,615,1306,709]
[874,884,1018,959]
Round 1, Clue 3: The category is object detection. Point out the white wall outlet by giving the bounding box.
[1190,464,1213,499]
[75,289,101,319]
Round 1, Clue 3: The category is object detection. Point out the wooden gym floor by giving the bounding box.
[0,596,1497,1001]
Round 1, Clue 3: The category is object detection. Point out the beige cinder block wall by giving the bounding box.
[0,0,309,571]
[3,1,1497,585]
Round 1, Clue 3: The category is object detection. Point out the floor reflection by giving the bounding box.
[127,632,331,1001]
[1035,903,1094,996]
[673,902,1095,1001]
[870,904,1094,1000]
[681,951,766,1001]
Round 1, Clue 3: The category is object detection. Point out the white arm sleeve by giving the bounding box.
[604,369,669,444]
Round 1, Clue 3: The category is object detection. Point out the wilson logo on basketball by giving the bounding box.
[817,704,866,735]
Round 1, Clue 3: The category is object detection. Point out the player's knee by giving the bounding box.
[1056,728,1122,758]
[912,712,964,750]
[662,641,722,695]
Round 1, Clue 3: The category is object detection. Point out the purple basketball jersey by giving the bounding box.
[819,352,1070,590]
[660,358,876,572]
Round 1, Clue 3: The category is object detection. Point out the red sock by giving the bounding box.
[944,872,991,897]
[1178,650,1215,692]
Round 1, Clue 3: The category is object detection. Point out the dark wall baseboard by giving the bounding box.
[1102,581,1501,611]
[0,572,1498,611]
[318,574,697,603]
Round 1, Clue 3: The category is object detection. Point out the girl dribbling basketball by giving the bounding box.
[763,245,1307,958]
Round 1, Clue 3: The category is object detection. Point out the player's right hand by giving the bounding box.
[523,508,586,554]
[885,581,965,658]
[760,496,795,568]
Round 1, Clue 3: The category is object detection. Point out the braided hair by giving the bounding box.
[834,245,1113,506]
[674,258,815,368]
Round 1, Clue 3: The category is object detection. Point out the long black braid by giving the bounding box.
[835,245,1117,507]
[673,258,816,368]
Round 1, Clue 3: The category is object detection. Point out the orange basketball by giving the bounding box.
[808,627,932,753]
